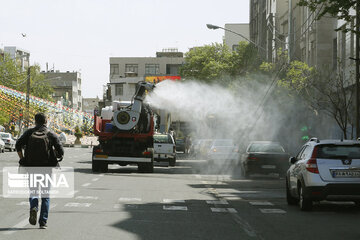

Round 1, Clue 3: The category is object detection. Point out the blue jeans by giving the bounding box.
[29,197,50,224]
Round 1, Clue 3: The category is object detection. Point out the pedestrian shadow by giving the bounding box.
[0,227,33,231]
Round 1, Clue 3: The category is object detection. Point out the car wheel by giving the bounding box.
[286,178,298,205]
[299,183,312,211]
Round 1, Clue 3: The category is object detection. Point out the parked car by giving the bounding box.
[0,132,16,152]
[286,138,360,211]
[153,133,176,166]
[207,139,239,162]
[0,136,5,153]
[175,138,186,153]
[240,141,289,178]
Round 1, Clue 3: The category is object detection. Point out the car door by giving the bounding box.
[289,145,307,192]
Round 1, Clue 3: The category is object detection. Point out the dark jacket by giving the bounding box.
[16,125,64,166]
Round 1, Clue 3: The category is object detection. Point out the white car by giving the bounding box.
[0,136,5,153]
[0,132,16,152]
[153,133,176,166]
[286,138,360,211]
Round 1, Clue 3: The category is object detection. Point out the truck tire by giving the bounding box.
[92,160,101,172]
[100,163,108,173]
[169,156,176,167]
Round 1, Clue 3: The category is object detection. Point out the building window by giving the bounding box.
[125,64,138,74]
[110,64,119,75]
[115,83,123,96]
[145,64,160,75]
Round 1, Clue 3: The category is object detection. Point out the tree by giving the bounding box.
[179,42,260,83]
[298,0,357,32]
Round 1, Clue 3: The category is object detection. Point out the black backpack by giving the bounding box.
[26,129,53,166]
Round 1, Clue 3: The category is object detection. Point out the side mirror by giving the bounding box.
[289,157,297,165]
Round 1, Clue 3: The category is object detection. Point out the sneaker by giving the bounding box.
[39,223,47,229]
[29,208,37,225]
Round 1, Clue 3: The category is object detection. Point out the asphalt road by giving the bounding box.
[0,148,359,240]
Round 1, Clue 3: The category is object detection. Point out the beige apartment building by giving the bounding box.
[250,0,337,68]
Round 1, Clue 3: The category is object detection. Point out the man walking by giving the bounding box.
[16,113,64,229]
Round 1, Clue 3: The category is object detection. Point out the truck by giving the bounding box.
[92,81,156,173]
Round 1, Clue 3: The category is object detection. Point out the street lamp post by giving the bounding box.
[206,24,267,53]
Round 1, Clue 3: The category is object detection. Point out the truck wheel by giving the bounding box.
[169,157,176,167]
[100,163,108,173]
[299,184,312,211]
[92,160,101,172]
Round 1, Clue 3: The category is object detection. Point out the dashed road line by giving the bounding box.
[75,196,99,200]
[64,202,92,208]
[206,200,229,205]
[16,201,29,206]
[163,199,185,204]
[92,178,99,182]
[210,208,238,213]
[259,208,286,214]
[163,206,188,211]
[81,183,91,187]
[118,197,142,202]
[249,201,274,206]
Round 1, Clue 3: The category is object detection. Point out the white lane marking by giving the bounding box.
[259,208,286,214]
[201,181,208,184]
[82,183,91,187]
[113,204,121,209]
[118,197,142,202]
[16,201,29,206]
[64,202,92,207]
[206,200,228,205]
[99,174,104,177]
[163,199,185,204]
[92,178,99,182]
[195,175,201,179]
[163,206,188,211]
[249,201,274,206]
[67,190,79,196]
[231,213,257,238]
[3,204,57,235]
[75,196,99,200]
[210,208,237,213]
[224,196,243,201]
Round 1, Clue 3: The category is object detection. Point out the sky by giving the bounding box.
[1,0,250,98]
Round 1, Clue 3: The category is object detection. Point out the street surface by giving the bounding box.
[0,148,359,240]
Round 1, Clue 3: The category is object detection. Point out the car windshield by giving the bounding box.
[154,135,172,143]
[317,144,360,159]
[213,140,233,146]
[1,134,9,138]
[248,143,285,153]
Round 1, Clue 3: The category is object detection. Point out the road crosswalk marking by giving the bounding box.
[16,201,29,206]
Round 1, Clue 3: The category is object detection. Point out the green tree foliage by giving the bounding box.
[179,42,260,83]
[0,54,53,100]
[298,0,357,32]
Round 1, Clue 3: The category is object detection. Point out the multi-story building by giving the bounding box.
[3,46,30,72]
[42,71,83,110]
[224,23,250,51]
[108,48,184,102]
[250,0,337,67]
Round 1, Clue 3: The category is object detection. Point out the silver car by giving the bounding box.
[0,136,5,153]
[0,132,16,152]
[286,138,360,211]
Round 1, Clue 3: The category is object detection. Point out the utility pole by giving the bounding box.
[26,66,31,128]
[288,0,293,62]
[356,0,360,138]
